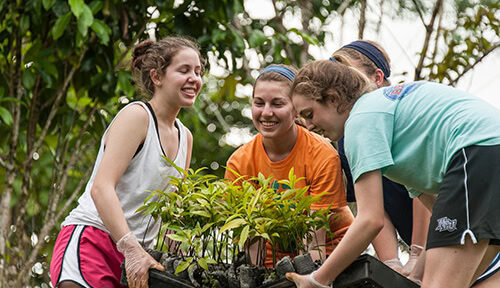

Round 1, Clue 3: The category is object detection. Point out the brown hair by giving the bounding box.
[131,36,206,97]
[253,64,298,98]
[291,55,377,113]
[333,40,391,86]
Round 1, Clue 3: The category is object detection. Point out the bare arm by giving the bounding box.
[288,170,385,287]
[184,128,193,170]
[90,104,148,242]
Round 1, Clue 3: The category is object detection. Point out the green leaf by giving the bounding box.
[288,28,320,46]
[0,107,13,126]
[77,96,92,107]
[0,97,25,106]
[219,218,246,234]
[69,0,85,17]
[175,259,193,274]
[191,210,211,217]
[238,225,250,250]
[20,15,30,34]
[197,258,208,270]
[90,19,111,45]
[249,30,267,48]
[88,0,103,14]
[34,66,52,87]
[39,60,58,79]
[117,70,134,95]
[22,69,35,90]
[233,0,244,13]
[51,12,72,40]
[166,234,188,242]
[43,0,56,10]
[77,5,94,36]
[230,29,245,51]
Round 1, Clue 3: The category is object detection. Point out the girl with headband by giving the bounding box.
[224,64,354,267]
[332,40,431,284]
[286,50,500,288]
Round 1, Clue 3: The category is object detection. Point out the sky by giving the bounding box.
[244,0,500,109]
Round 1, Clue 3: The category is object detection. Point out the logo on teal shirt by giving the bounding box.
[384,82,425,100]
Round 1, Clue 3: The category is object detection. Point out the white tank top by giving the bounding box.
[62,101,188,248]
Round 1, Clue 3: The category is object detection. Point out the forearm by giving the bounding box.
[92,185,130,242]
[371,212,399,262]
[313,215,383,285]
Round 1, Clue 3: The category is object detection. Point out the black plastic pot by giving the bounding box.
[333,254,420,288]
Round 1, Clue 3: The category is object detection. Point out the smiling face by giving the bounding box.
[252,80,296,139]
[293,93,349,142]
[157,48,203,107]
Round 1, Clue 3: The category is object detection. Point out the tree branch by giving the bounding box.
[0,11,23,260]
[411,0,427,27]
[449,43,500,86]
[16,162,94,286]
[298,0,312,65]
[358,0,367,39]
[430,9,444,63]
[46,104,98,224]
[25,48,88,168]
[114,8,154,72]
[13,48,89,247]
[414,0,443,80]
[338,0,355,15]
[52,106,99,216]
[271,1,296,64]
[376,0,385,34]
[0,155,6,169]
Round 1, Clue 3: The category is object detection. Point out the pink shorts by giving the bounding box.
[50,225,126,288]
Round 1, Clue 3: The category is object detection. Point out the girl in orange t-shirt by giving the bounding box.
[225,64,353,267]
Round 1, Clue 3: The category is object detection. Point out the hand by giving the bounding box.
[286,271,331,288]
[117,232,165,288]
[401,244,424,276]
[403,244,425,285]
[383,258,403,273]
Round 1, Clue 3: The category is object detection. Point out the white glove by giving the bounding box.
[383,258,403,273]
[401,244,424,276]
[286,271,331,288]
[117,232,165,288]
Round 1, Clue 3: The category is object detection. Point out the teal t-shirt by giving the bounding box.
[344,81,500,198]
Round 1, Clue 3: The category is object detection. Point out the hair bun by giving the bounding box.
[132,39,154,59]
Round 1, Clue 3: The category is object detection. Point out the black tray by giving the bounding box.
[333,254,420,288]
[260,278,295,288]
[121,262,293,288]
[121,262,194,288]
[121,254,420,288]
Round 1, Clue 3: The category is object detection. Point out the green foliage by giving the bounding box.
[425,2,500,84]
[1,0,498,286]
[139,159,333,269]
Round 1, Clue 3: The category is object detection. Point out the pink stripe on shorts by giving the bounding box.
[50,225,126,288]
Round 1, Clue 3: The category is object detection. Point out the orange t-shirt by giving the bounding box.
[225,125,353,266]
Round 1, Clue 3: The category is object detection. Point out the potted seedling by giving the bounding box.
[121,157,335,288]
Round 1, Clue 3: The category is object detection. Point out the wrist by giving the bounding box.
[309,271,331,288]
[116,231,137,254]
[410,244,424,257]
